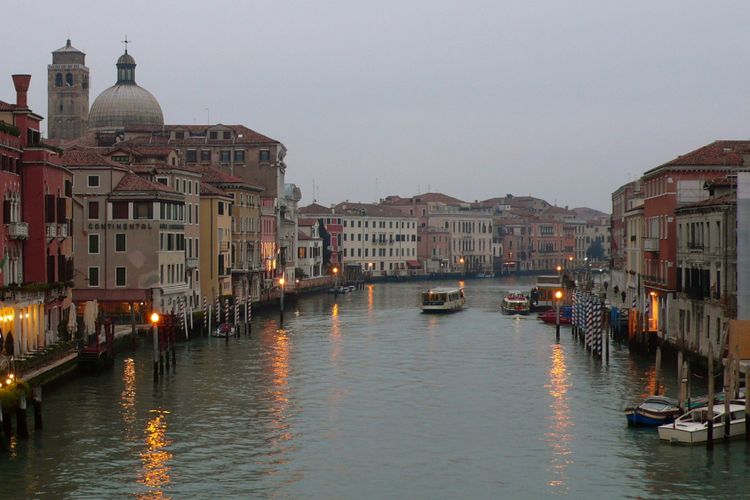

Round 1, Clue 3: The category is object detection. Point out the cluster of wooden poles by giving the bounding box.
[571,291,609,363]
[653,343,750,448]
[0,385,43,452]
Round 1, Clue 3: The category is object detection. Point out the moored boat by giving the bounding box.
[537,306,572,324]
[625,396,681,426]
[501,291,530,315]
[421,287,465,313]
[658,403,747,445]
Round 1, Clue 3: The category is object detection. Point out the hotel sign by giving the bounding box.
[88,222,154,230]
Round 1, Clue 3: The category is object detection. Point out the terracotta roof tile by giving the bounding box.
[114,173,176,193]
[655,140,750,169]
[299,203,333,215]
[61,147,129,170]
[200,181,231,197]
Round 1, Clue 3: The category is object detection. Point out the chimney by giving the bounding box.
[12,74,31,108]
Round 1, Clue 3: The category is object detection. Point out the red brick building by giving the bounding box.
[0,74,73,355]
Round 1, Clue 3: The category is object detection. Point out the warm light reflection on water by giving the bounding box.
[330,303,341,364]
[137,409,172,498]
[367,285,374,313]
[121,358,137,441]
[545,344,573,494]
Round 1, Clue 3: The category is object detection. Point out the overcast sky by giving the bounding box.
[4,1,750,212]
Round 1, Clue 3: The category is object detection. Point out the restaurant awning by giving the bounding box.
[406,260,422,269]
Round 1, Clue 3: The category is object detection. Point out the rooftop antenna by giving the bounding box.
[121,35,131,54]
[312,178,317,203]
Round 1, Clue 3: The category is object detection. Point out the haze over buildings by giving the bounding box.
[6,1,750,212]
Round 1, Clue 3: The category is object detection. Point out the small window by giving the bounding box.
[112,202,129,219]
[234,150,245,162]
[65,73,73,86]
[259,150,270,162]
[88,201,99,220]
[220,150,231,163]
[209,131,218,140]
[201,150,211,162]
[218,202,225,215]
[112,155,129,163]
[186,150,197,163]
[156,177,169,186]
[88,267,100,287]
[115,233,126,252]
[115,267,126,287]
[175,131,185,140]
[87,175,100,187]
[88,234,99,254]
[223,131,231,139]
[55,73,63,87]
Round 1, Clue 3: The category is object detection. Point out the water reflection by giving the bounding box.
[120,358,137,441]
[545,344,573,494]
[138,409,172,498]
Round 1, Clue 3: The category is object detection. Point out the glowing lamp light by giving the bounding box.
[150,312,160,324]
[9,374,14,380]
[5,379,11,385]
[333,267,338,274]
[279,277,285,286]
[555,291,563,300]
[556,265,562,272]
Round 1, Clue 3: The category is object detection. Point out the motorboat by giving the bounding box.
[421,287,465,313]
[501,291,530,315]
[658,403,747,445]
[537,306,572,325]
[625,396,681,426]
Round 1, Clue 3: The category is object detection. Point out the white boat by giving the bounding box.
[501,291,530,315]
[658,403,747,445]
[421,287,465,313]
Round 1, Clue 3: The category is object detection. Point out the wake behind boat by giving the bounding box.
[421,287,465,313]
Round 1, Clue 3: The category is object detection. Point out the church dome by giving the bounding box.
[88,50,163,129]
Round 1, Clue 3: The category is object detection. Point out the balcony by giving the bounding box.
[45,223,57,239]
[57,223,69,239]
[186,257,199,269]
[219,241,230,252]
[7,222,28,239]
[643,238,659,252]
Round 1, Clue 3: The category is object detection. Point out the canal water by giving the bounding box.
[3,279,750,498]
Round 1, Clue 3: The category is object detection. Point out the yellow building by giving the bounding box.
[198,167,263,303]
[199,182,232,301]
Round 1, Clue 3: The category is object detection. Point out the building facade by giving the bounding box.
[47,39,89,141]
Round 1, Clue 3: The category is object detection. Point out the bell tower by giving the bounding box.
[47,39,89,141]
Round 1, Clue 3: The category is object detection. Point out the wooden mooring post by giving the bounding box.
[707,342,714,449]
[677,351,684,413]
[16,393,28,439]
[0,401,6,452]
[724,355,732,442]
[32,385,42,430]
[654,346,662,397]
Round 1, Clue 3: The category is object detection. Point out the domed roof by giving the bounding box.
[88,50,164,130]
[117,52,136,65]
[89,84,164,129]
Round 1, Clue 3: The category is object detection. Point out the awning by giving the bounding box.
[406,260,421,269]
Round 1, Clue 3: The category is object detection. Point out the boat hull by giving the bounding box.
[658,420,746,445]
[626,408,679,427]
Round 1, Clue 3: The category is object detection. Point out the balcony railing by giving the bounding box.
[57,223,69,239]
[7,222,28,239]
[186,257,199,269]
[45,223,57,239]
[643,238,659,252]
[219,241,230,252]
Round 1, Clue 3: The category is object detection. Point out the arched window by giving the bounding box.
[55,73,63,87]
[65,73,73,86]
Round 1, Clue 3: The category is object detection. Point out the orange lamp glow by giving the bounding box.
[150,312,160,324]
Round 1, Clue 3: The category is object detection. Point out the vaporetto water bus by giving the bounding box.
[421,287,465,313]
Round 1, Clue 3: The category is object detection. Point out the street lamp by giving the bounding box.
[459,257,465,277]
[554,290,563,341]
[150,312,160,381]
